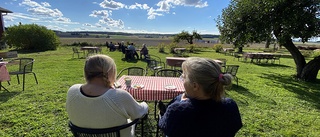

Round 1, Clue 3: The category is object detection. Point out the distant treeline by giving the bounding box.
[53,30,220,38]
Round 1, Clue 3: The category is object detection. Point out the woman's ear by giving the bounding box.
[192,82,200,91]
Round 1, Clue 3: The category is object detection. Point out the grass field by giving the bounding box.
[0,38,319,136]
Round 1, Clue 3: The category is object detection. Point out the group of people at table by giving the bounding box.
[66,54,243,137]
[106,41,149,60]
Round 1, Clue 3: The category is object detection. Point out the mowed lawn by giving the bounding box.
[0,44,319,136]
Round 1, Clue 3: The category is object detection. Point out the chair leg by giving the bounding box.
[32,72,38,84]
[236,77,238,87]
[23,73,25,91]
[16,75,20,84]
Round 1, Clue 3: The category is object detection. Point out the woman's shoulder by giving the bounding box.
[221,98,237,105]
[103,88,133,98]
[68,84,82,92]
[221,98,240,111]
[167,100,192,112]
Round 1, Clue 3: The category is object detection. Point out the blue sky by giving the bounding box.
[1,0,230,34]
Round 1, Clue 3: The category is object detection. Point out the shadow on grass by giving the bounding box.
[227,84,278,106]
[254,63,291,68]
[121,58,138,63]
[259,73,320,109]
[10,49,54,54]
[0,91,21,103]
[159,52,169,55]
[67,58,86,61]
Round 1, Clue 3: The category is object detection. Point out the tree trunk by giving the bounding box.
[265,39,270,48]
[301,56,320,81]
[282,38,306,78]
[238,47,243,53]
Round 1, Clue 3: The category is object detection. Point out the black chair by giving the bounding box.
[155,69,182,77]
[72,47,84,58]
[272,54,281,64]
[8,58,38,91]
[69,118,140,137]
[146,59,165,76]
[216,58,227,72]
[116,67,146,79]
[224,65,239,87]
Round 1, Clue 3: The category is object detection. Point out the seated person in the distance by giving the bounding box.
[140,43,149,59]
[109,42,116,51]
[66,54,148,137]
[158,57,242,137]
[127,43,139,59]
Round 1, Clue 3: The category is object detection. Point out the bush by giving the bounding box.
[300,50,313,57]
[166,42,178,54]
[312,49,320,58]
[213,44,223,52]
[158,43,166,53]
[186,44,198,53]
[3,24,60,51]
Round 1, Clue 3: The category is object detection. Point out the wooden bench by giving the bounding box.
[0,51,18,59]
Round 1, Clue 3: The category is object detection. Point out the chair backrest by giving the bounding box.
[146,59,159,68]
[156,69,182,77]
[117,67,146,78]
[73,47,80,53]
[69,119,140,137]
[225,65,239,76]
[9,58,34,72]
[148,55,162,62]
[216,58,227,67]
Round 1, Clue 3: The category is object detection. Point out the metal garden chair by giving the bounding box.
[145,59,165,76]
[116,67,146,79]
[155,69,182,77]
[69,118,141,137]
[224,65,240,87]
[7,58,38,91]
[72,47,84,58]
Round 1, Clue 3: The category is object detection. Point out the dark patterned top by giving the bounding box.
[159,94,243,137]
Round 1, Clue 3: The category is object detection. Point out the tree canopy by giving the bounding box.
[2,24,59,51]
[173,30,202,44]
[217,0,320,81]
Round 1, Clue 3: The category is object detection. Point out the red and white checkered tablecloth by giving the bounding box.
[0,62,10,82]
[117,75,185,101]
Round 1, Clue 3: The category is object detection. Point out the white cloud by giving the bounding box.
[27,7,63,17]
[172,12,176,15]
[41,2,51,7]
[83,23,92,27]
[4,12,39,21]
[89,10,111,18]
[148,0,208,19]
[147,7,164,20]
[16,0,78,25]
[19,0,42,7]
[127,3,149,10]
[46,25,67,31]
[55,17,71,22]
[99,0,125,10]
[99,17,124,29]
[156,1,171,12]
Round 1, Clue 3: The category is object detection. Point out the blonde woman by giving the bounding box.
[159,57,242,137]
[66,54,148,137]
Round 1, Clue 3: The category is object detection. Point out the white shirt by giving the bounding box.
[66,84,148,137]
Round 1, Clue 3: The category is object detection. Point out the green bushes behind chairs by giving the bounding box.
[2,24,60,51]
[213,44,223,52]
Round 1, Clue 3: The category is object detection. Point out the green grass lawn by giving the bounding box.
[0,46,319,136]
